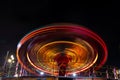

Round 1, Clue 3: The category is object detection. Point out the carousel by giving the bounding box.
[16,23,108,79]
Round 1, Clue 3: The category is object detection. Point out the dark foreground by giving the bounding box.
[0,76,111,80]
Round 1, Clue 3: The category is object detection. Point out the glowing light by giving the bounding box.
[40,72,44,75]
[17,43,21,48]
[8,59,12,63]
[26,40,96,75]
[16,23,108,76]
[10,55,14,60]
[73,73,77,77]
[14,74,18,77]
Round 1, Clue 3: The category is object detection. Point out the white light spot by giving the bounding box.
[14,74,18,77]
[8,59,12,63]
[73,73,77,77]
[17,43,21,48]
[11,55,14,60]
[40,72,44,75]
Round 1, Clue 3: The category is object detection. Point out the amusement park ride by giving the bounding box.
[2,23,120,80]
[15,23,109,79]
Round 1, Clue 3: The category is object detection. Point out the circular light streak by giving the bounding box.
[16,23,108,76]
[27,40,97,75]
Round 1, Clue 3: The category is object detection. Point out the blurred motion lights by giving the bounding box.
[16,23,108,76]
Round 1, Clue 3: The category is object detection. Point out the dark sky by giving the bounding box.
[0,1,120,68]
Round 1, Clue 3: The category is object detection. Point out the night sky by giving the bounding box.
[0,1,120,68]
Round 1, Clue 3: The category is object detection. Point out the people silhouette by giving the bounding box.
[54,52,72,76]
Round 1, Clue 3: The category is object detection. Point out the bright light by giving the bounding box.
[40,72,44,75]
[8,58,14,63]
[17,43,21,48]
[8,59,12,63]
[73,73,77,77]
[12,60,15,63]
[14,74,18,77]
[10,55,14,60]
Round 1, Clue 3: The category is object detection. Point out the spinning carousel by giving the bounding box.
[16,24,108,77]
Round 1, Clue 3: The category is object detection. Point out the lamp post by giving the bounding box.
[7,55,15,77]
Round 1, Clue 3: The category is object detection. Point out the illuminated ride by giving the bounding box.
[16,24,108,76]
